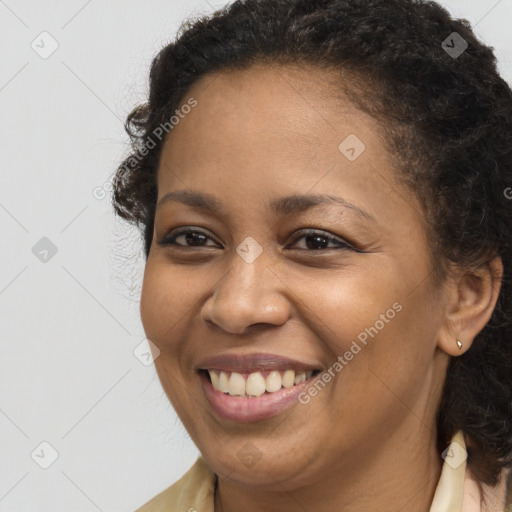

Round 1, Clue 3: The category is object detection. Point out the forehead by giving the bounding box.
[159,64,388,176]
[172,62,366,143]
[189,62,356,112]
[156,62,422,230]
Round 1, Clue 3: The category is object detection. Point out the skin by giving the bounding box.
[139,63,502,512]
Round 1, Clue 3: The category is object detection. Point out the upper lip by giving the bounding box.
[196,352,321,374]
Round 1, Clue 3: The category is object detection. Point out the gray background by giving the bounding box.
[1,0,510,510]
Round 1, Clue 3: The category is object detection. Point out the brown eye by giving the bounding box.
[158,228,221,248]
[287,229,354,251]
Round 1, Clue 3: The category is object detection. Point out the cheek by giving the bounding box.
[328,287,440,420]
[296,264,437,401]
[139,260,202,346]
[295,266,401,352]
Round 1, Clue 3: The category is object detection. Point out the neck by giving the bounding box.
[214,425,443,512]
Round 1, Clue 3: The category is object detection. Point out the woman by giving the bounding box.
[112,0,512,510]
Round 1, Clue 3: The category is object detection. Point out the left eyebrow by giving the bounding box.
[156,189,375,222]
[268,193,375,222]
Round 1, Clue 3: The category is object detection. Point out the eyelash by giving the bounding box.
[158,227,356,252]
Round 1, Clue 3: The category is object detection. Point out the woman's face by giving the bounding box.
[140,63,451,489]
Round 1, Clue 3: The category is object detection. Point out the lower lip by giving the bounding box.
[199,371,317,423]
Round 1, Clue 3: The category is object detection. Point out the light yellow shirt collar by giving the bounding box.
[430,430,510,512]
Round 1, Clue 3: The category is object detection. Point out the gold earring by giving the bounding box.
[456,340,462,350]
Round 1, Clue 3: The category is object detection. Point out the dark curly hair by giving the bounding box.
[112,0,512,494]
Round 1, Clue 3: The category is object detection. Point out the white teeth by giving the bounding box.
[294,371,306,385]
[208,369,316,396]
[228,372,246,396]
[282,370,295,388]
[265,371,282,392]
[218,371,229,393]
[210,370,220,390]
[246,372,266,397]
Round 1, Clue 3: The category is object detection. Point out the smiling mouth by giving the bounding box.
[200,369,321,398]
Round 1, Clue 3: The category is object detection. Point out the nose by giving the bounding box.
[200,252,291,335]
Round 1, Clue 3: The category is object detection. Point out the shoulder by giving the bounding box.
[135,456,216,512]
[504,467,512,511]
[462,457,511,512]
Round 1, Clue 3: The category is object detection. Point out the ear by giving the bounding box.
[437,256,503,356]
